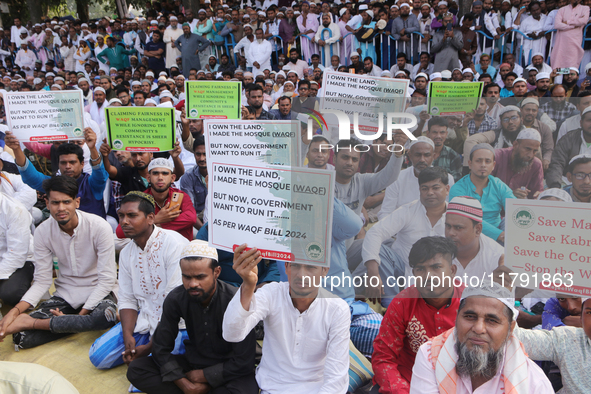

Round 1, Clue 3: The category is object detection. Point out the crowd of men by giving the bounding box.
[0,0,590,393]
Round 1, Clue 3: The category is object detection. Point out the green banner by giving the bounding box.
[185,80,242,119]
[106,107,176,152]
[428,81,484,116]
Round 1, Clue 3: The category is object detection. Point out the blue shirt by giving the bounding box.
[18,158,109,218]
[449,174,515,241]
[475,64,497,80]
[179,165,207,213]
[542,298,569,330]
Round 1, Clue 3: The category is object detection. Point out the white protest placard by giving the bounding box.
[505,199,591,296]
[319,71,409,141]
[5,90,85,142]
[203,120,301,172]
[208,163,334,267]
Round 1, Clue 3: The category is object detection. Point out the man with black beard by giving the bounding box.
[285,47,309,79]
[127,240,258,394]
[410,282,553,392]
[243,84,276,120]
[492,128,544,199]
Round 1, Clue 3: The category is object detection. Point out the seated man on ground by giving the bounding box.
[410,282,553,392]
[127,240,258,394]
[223,244,350,393]
[359,167,450,307]
[0,192,34,306]
[89,192,189,369]
[0,176,118,349]
[445,196,504,278]
[491,128,544,199]
[564,154,591,203]
[372,236,464,394]
[115,158,196,241]
[450,144,515,243]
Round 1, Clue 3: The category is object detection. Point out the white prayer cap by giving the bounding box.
[160,90,173,99]
[287,70,298,76]
[146,71,155,77]
[51,84,62,90]
[536,72,550,81]
[391,4,399,9]
[265,79,274,85]
[54,76,65,82]
[399,3,410,8]
[94,87,106,94]
[462,68,474,74]
[358,4,368,10]
[158,76,167,81]
[415,72,429,80]
[19,27,27,34]
[159,71,168,76]
[166,78,175,83]
[569,67,579,74]
[46,72,55,77]
[258,10,266,16]
[520,97,539,108]
[409,136,435,150]
[45,27,52,31]
[461,281,518,321]
[569,153,591,165]
[284,81,294,86]
[430,72,442,79]
[33,78,42,85]
[244,71,254,78]
[339,8,347,16]
[51,20,58,24]
[109,98,122,106]
[157,101,174,108]
[197,70,205,74]
[170,16,178,20]
[516,128,541,142]
[366,10,374,18]
[205,70,212,75]
[531,52,544,59]
[144,98,158,106]
[537,188,573,202]
[148,157,174,172]
[78,77,89,84]
[350,51,360,58]
[276,71,286,79]
[381,70,392,77]
[176,74,185,80]
[150,20,158,25]
[395,70,406,77]
[81,23,88,28]
[582,106,591,118]
[440,70,452,79]
[585,62,591,73]
[438,0,448,5]
[131,80,141,86]
[513,77,527,85]
[180,240,219,261]
[498,105,521,117]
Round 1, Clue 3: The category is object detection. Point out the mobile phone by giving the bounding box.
[349,68,355,74]
[446,23,453,31]
[557,68,570,74]
[169,192,183,212]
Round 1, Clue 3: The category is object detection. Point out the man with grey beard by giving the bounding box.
[409,282,553,392]
[491,128,545,199]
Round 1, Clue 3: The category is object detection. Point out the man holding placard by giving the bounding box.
[5,128,109,218]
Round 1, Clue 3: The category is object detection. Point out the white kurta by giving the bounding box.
[520,14,547,61]
[163,26,183,69]
[248,39,272,77]
[314,22,341,66]
[118,227,188,335]
[15,49,36,76]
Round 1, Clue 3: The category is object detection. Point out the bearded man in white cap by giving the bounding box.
[391,3,420,62]
[410,281,553,392]
[491,128,544,199]
[127,240,258,394]
[163,16,183,69]
[89,191,189,370]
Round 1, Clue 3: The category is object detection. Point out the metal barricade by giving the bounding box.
[297,34,319,64]
[224,33,237,66]
[318,28,338,67]
[341,32,355,66]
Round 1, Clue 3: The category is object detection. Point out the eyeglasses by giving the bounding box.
[501,115,520,123]
[573,172,591,180]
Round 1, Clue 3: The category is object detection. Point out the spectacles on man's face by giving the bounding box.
[501,115,519,123]
[573,172,591,180]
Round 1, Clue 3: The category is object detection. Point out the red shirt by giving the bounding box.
[371,285,465,394]
[116,187,197,241]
